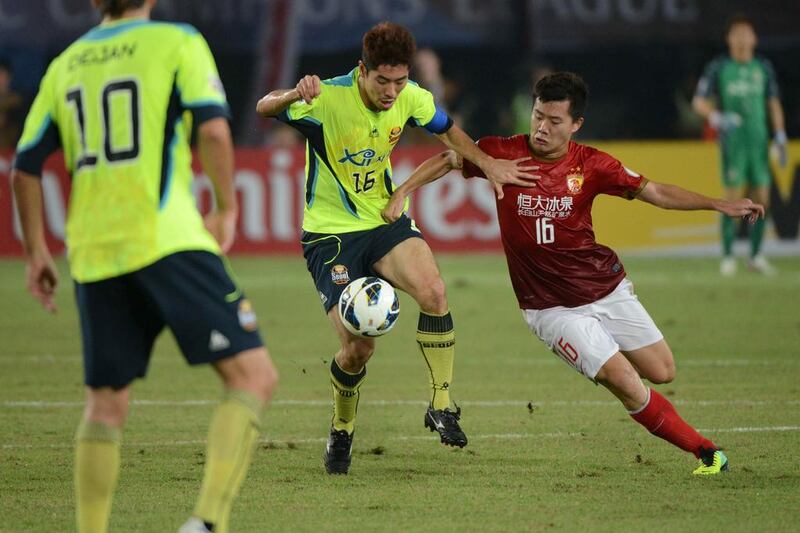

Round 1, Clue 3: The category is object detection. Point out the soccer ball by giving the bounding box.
[338,277,400,337]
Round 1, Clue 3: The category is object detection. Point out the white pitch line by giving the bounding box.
[697,426,800,434]
[3,398,799,409]
[4,356,798,369]
[3,427,799,450]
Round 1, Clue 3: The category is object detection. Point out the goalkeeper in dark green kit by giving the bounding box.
[693,14,788,276]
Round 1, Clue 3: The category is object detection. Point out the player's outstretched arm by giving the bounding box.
[198,117,238,253]
[691,94,715,122]
[381,150,460,223]
[435,124,539,199]
[256,75,321,117]
[637,181,764,223]
[11,169,59,313]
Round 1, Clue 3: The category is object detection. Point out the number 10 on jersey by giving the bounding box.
[535,218,554,244]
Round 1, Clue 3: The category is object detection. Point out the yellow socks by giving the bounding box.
[416,311,455,410]
[75,420,121,533]
[329,359,366,434]
[194,389,263,533]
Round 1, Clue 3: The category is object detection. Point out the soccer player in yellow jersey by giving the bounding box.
[257,22,537,474]
[12,1,277,532]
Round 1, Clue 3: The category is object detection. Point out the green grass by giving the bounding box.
[1,255,800,532]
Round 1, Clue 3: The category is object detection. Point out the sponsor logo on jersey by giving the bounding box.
[331,264,350,285]
[566,170,584,194]
[237,299,258,332]
[388,126,402,144]
[338,147,389,167]
[726,79,757,97]
[517,193,574,219]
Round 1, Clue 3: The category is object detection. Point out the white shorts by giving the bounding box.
[521,278,663,380]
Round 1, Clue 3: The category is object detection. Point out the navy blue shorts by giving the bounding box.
[301,215,423,312]
[74,251,264,389]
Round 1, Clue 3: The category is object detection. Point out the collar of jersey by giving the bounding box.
[82,17,150,41]
[526,139,574,165]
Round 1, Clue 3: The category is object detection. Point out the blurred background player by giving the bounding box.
[257,21,537,475]
[0,58,24,150]
[11,1,278,531]
[384,72,765,475]
[693,14,788,276]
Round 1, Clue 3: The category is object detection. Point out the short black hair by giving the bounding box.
[362,22,416,70]
[725,13,755,35]
[97,0,146,17]
[533,71,588,120]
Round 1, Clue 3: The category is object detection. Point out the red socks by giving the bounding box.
[629,389,716,458]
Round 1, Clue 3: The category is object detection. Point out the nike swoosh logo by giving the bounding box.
[429,415,445,430]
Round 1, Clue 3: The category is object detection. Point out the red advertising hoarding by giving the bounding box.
[0,147,503,257]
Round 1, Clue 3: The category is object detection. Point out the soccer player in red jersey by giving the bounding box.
[383,72,765,475]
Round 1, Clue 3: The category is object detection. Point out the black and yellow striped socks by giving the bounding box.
[75,420,121,533]
[194,389,263,533]
[330,359,366,434]
[417,311,456,411]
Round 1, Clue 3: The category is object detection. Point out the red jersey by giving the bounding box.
[462,136,648,310]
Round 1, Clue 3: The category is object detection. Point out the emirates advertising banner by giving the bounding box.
[1,142,798,258]
[0,146,501,257]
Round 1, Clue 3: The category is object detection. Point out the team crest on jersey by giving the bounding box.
[566,168,584,195]
[237,299,258,332]
[331,264,350,285]
[388,126,403,145]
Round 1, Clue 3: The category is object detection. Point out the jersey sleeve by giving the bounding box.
[461,137,493,179]
[274,88,327,146]
[175,27,230,124]
[592,151,648,200]
[761,57,781,99]
[276,90,324,125]
[695,58,722,100]
[406,84,452,135]
[13,63,62,176]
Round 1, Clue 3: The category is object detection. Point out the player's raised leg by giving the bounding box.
[622,339,676,385]
[373,236,467,447]
[595,353,728,475]
[75,387,129,533]
[187,347,277,533]
[323,308,374,474]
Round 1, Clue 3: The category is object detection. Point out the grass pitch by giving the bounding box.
[1,255,799,532]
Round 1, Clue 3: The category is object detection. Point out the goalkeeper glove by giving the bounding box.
[708,110,742,133]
